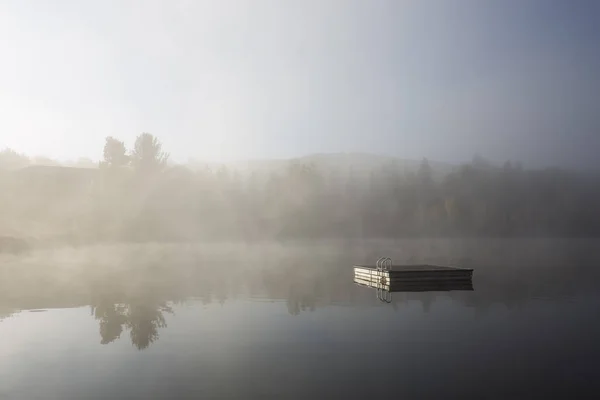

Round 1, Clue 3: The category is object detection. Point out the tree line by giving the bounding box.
[1,133,600,243]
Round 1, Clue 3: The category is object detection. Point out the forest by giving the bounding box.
[1,133,600,246]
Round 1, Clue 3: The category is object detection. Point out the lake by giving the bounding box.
[1,239,600,399]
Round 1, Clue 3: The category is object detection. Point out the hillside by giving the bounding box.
[190,153,456,179]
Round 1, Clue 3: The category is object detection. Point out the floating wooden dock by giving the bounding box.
[355,264,473,281]
[354,259,474,301]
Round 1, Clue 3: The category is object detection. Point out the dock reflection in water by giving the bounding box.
[354,276,474,303]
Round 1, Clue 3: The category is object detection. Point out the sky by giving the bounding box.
[1,0,599,168]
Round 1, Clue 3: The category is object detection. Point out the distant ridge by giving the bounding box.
[189,152,456,178]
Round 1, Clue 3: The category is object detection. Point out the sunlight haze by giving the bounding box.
[1,0,599,168]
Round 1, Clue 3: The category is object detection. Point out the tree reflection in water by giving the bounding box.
[91,297,173,350]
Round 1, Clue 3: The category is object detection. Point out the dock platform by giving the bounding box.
[354,264,473,290]
[354,259,474,301]
[354,264,473,283]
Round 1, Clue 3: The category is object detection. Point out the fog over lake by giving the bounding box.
[1,239,599,399]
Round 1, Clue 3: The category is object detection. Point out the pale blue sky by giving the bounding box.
[1,0,599,168]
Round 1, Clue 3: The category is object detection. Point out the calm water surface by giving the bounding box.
[1,239,599,399]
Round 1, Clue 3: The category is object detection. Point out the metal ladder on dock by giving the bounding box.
[376,257,392,303]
